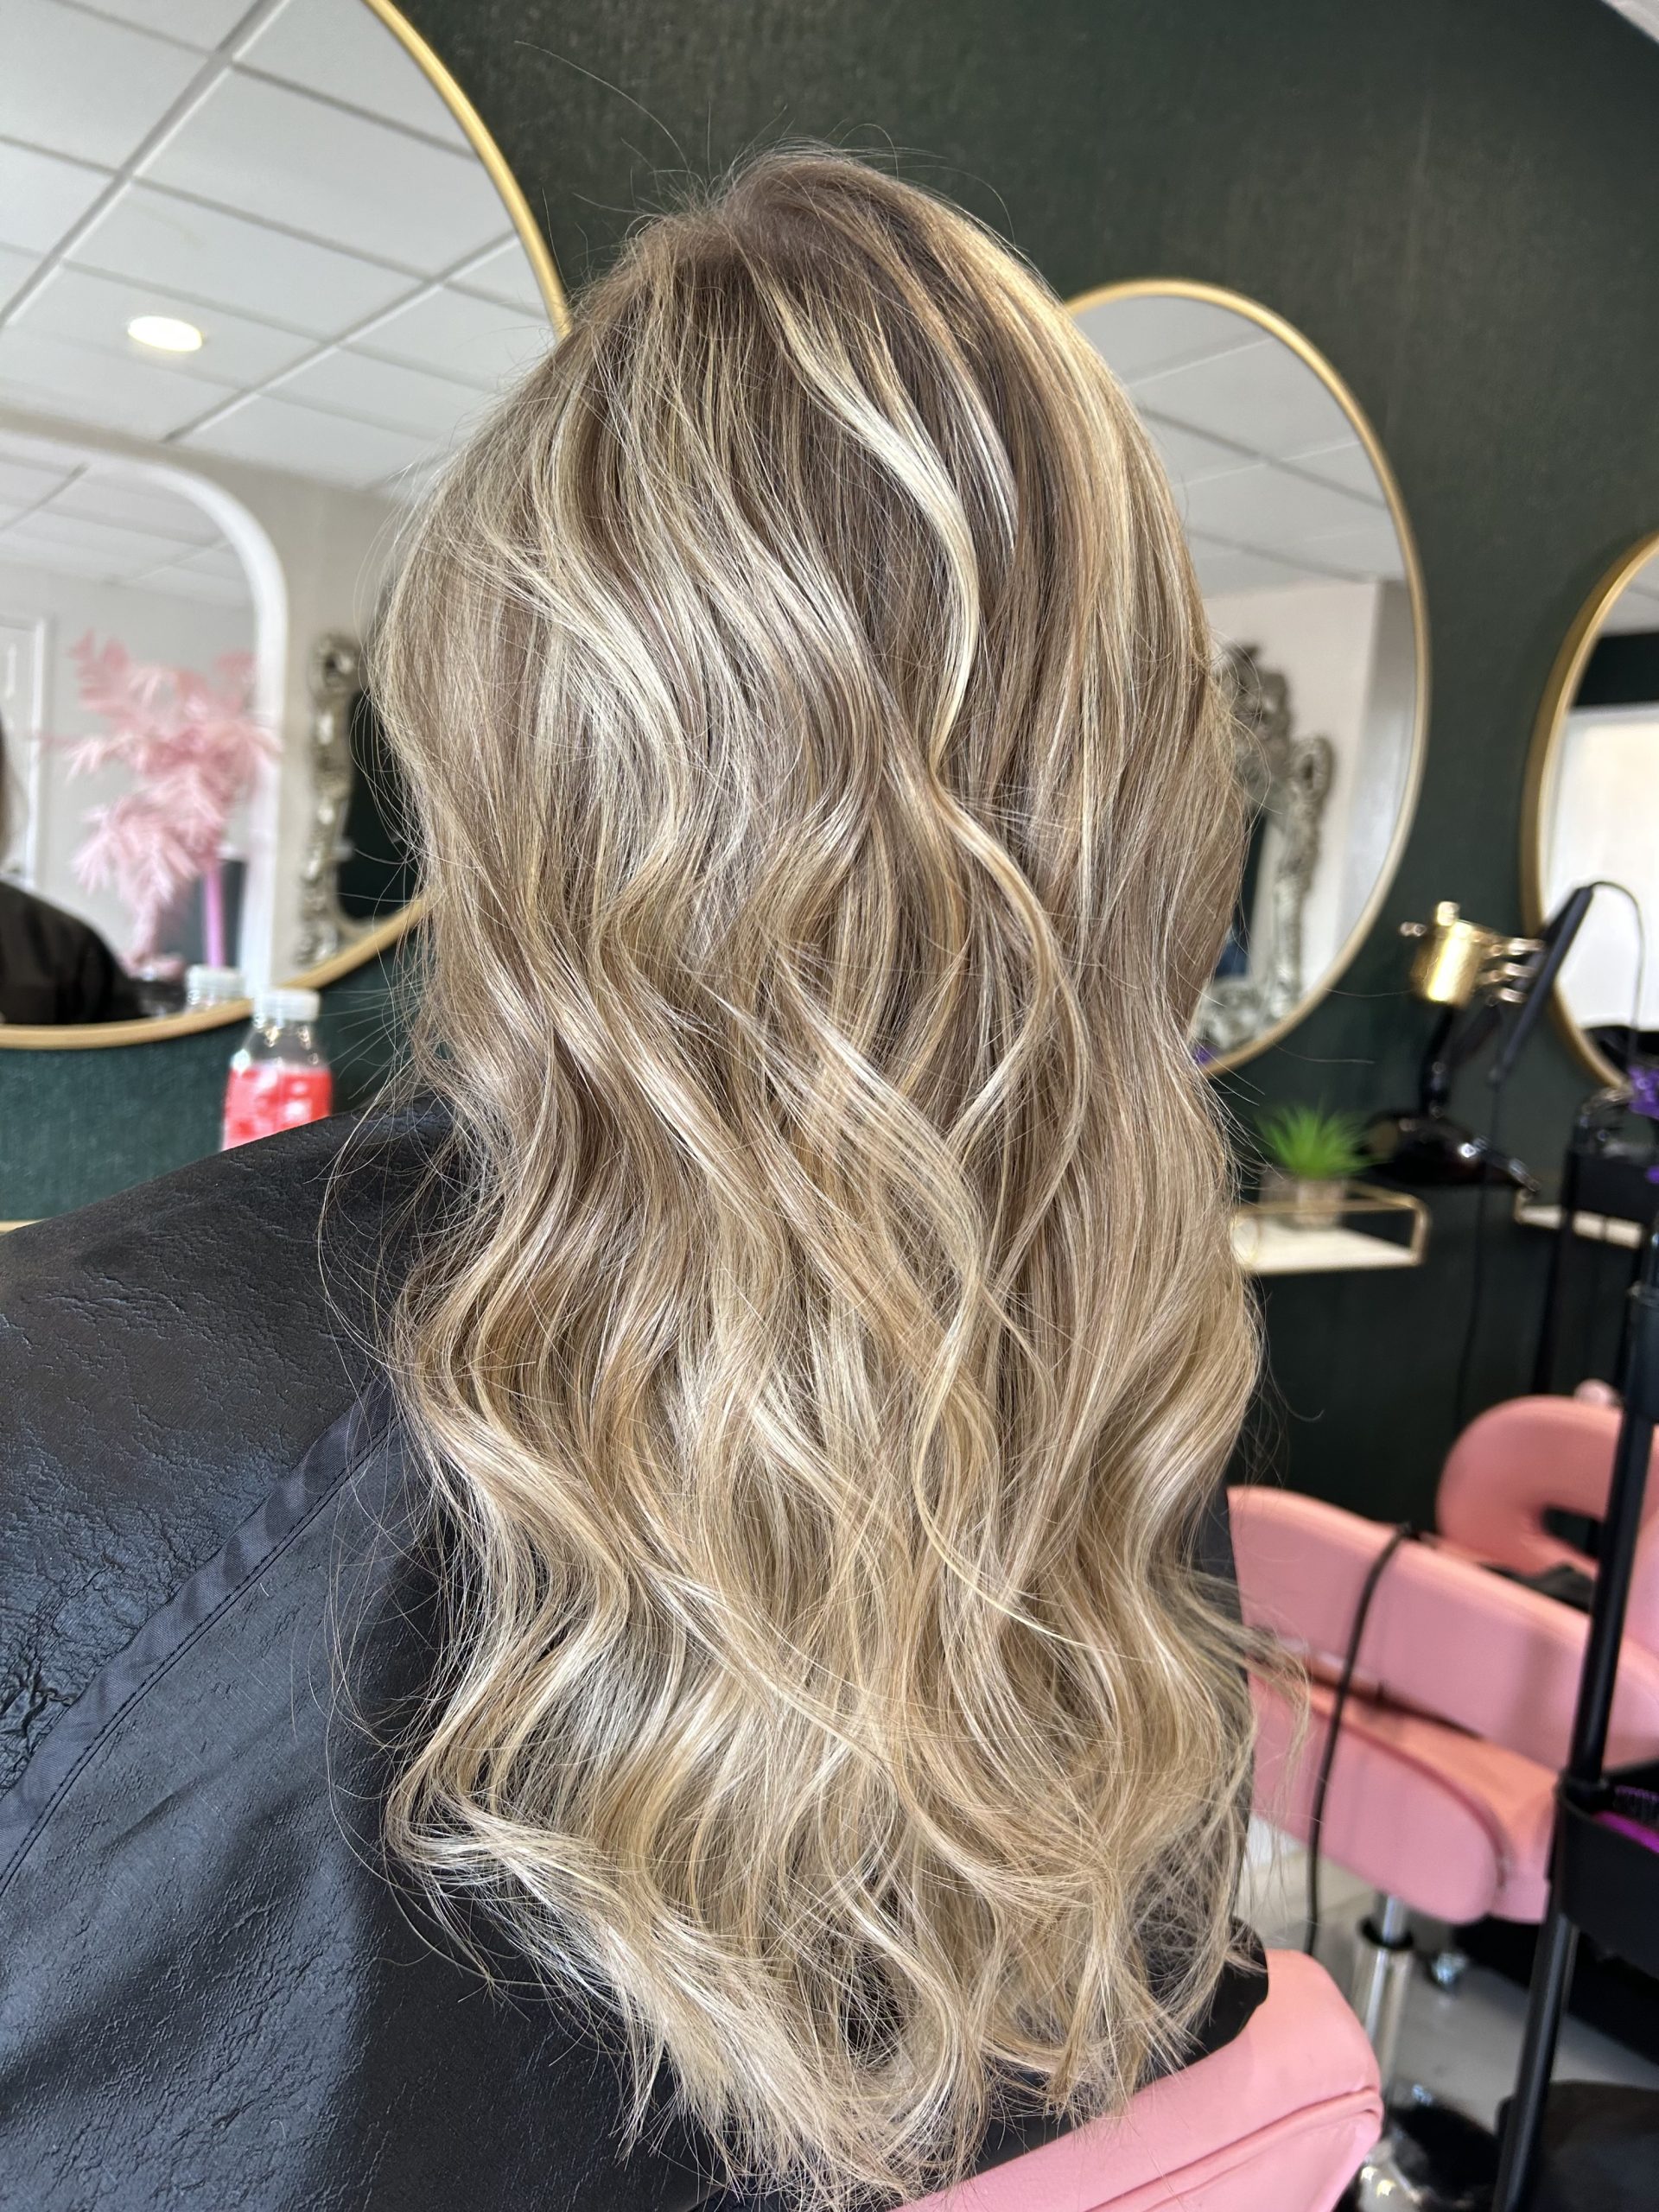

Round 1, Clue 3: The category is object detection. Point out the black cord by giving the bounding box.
[1583,879,1648,1076]
[1452,1085,1504,1437]
[1304,1522,1419,1957]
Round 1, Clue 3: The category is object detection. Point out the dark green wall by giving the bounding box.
[5,0,1658,1520]
[0,945,412,1218]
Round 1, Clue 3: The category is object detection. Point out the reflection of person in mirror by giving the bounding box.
[0,714,143,1026]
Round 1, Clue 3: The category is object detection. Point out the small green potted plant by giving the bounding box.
[1254,1103,1372,1230]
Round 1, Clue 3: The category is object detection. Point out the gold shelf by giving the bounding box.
[1232,1185,1429,1277]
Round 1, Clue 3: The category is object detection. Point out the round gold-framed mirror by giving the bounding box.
[1067,279,1429,1073]
[1522,530,1659,1088]
[0,0,566,1049]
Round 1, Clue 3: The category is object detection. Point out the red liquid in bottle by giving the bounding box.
[222,988,333,1150]
[222,1063,334,1148]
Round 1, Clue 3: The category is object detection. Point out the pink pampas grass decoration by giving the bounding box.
[65,634,276,966]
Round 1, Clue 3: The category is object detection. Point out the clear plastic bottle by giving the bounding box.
[186,964,247,1011]
[221,987,334,1150]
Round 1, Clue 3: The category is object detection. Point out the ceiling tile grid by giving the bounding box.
[77,0,257,52]
[181,388,434,483]
[0,0,555,584]
[138,68,508,271]
[0,138,112,254]
[21,264,318,389]
[238,0,472,147]
[0,3,208,174]
[0,425,250,603]
[1077,296,1404,594]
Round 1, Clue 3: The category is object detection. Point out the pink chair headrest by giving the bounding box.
[1436,1396,1659,1650]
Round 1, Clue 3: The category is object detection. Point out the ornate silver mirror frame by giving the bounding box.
[1197,647,1335,1059]
[296,632,369,971]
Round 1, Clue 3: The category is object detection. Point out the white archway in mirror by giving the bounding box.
[0,424,287,990]
[0,0,565,1046]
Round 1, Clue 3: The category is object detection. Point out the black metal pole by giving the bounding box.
[1493,1213,1659,2211]
[1562,1225,1659,1776]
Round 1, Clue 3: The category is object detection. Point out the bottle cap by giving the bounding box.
[253,987,321,1027]
[186,964,247,1007]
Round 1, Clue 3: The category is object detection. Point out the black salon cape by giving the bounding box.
[0,1112,1264,2210]
[0,879,143,1026]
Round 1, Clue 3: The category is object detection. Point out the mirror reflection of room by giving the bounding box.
[0,0,556,1027]
[0,430,262,1020]
[9,2,1659,2206]
[1536,543,1659,1078]
[1071,287,1423,1070]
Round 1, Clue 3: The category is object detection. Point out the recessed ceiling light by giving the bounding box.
[127,314,204,354]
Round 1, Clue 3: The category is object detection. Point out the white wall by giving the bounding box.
[0,404,398,984]
[1343,580,1416,927]
[1205,576,1414,997]
[0,559,251,956]
[1546,706,1659,1029]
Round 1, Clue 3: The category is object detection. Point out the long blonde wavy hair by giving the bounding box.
[372,149,1258,2209]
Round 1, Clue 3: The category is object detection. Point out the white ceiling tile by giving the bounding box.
[166,537,248,581]
[181,388,431,484]
[86,0,254,48]
[1282,435,1387,503]
[17,264,315,387]
[1131,338,1357,460]
[1191,539,1322,601]
[353,281,551,389]
[239,0,471,148]
[0,2,207,169]
[1287,515,1408,582]
[0,139,111,255]
[0,450,77,509]
[0,423,91,472]
[0,323,239,439]
[119,555,251,605]
[75,181,416,336]
[1074,294,1262,384]
[1141,412,1255,491]
[0,3,554,499]
[453,237,545,313]
[143,70,511,274]
[1599,589,1659,636]
[276,345,488,442]
[0,505,203,573]
[46,470,222,545]
[1184,461,1384,550]
[0,240,38,307]
[0,522,132,580]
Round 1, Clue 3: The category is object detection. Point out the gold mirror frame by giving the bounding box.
[1065,278,1431,1074]
[1520,528,1659,1089]
[0,0,568,1052]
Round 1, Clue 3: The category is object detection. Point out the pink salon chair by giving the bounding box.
[904,1948,1382,2212]
[1436,1394,1659,1643]
[1232,1475,1659,2098]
